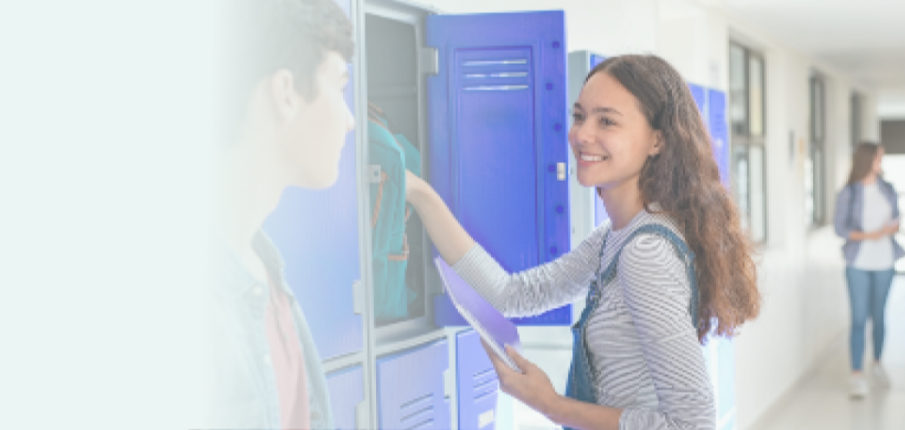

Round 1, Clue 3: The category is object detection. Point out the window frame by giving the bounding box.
[729,41,768,243]
[808,74,828,227]
[851,91,863,148]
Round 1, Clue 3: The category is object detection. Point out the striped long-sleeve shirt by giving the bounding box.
[452,209,715,430]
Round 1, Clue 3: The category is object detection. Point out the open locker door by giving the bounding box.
[426,11,572,326]
[261,0,363,360]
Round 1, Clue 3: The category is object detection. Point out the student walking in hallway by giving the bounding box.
[835,142,904,398]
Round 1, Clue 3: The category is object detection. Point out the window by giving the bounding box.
[729,42,767,242]
[851,92,863,148]
[806,75,827,226]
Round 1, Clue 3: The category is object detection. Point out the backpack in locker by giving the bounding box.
[368,104,421,324]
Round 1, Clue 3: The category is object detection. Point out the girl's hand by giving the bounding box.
[871,221,900,239]
[480,340,561,418]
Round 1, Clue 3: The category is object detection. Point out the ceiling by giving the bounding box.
[707,0,905,115]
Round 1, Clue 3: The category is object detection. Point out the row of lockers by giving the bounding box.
[327,329,497,430]
[327,331,735,430]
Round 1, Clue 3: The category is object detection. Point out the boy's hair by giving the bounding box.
[219,0,354,139]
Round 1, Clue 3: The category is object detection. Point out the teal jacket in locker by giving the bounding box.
[368,117,421,324]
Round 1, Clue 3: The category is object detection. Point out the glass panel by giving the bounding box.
[804,144,814,225]
[749,145,766,242]
[814,146,825,223]
[729,45,748,136]
[811,78,825,142]
[851,93,862,147]
[748,56,764,137]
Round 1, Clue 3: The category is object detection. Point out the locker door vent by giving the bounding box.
[459,52,531,92]
[399,393,435,430]
[472,367,499,402]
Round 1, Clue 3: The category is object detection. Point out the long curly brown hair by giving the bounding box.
[589,55,761,342]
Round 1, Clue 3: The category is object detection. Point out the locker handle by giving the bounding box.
[443,369,454,399]
[557,162,566,181]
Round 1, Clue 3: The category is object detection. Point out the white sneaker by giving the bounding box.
[872,365,891,388]
[850,374,869,399]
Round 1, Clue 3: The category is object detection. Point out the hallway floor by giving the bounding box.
[753,276,905,430]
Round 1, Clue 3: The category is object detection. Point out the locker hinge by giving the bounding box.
[420,47,439,76]
[369,165,382,183]
[355,400,368,429]
[353,280,364,315]
[443,368,455,399]
[557,162,567,181]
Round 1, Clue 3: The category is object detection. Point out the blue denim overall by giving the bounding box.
[564,224,700,430]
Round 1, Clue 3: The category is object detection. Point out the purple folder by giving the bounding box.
[435,257,523,372]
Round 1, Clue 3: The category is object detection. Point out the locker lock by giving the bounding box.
[556,162,566,181]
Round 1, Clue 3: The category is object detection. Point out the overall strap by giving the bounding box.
[596,223,699,329]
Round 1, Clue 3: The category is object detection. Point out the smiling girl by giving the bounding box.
[405,54,761,430]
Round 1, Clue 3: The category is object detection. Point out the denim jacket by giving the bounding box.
[204,231,333,429]
[833,177,905,265]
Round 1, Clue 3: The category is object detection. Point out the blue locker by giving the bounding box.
[427,11,572,326]
[688,83,707,117]
[327,365,364,430]
[457,330,500,430]
[261,0,362,360]
[707,89,731,185]
[590,53,606,68]
[377,340,451,430]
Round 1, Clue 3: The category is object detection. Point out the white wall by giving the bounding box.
[424,1,881,429]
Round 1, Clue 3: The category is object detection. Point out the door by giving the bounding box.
[261,0,363,360]
[377,340,451,430]
[427,11,572,326]
[457,330,500,430]
[327,365,365,430]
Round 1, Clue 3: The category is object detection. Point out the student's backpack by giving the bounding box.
[367,104,421,324]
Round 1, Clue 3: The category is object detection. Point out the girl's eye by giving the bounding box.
[599,117,615,127]
[572,113,584,122]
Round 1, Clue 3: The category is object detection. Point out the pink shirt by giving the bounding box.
[265,274,310,430]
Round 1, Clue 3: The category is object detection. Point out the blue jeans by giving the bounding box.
[845,267,895,371]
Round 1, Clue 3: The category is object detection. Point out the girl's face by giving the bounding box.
[873,147,884,175]
[568,72,662,191]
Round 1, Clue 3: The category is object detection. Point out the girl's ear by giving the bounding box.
[649,130,665,156]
